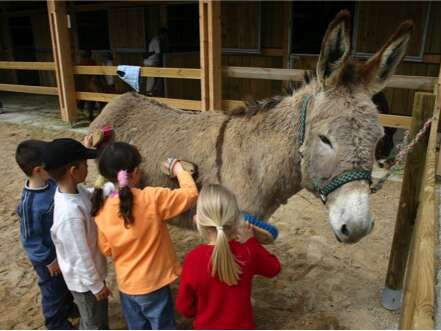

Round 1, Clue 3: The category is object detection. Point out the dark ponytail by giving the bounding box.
[91,188,104,217]
[95,142,142,228]
[119,186,134,228]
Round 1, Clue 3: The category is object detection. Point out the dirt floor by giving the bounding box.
[0,119,402,330]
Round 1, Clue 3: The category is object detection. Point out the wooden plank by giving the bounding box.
[223,66,437,91]
[400,77,441,331]
[199,0,209,111]
[261,48,284,57]
[76,91,202,111]
[223,66,305,81]
[73,65,201,79]
[379,114,412,129]
[0,61,55,70]
[47,0,78,123]
[223,99,412,129]
[384,93,434,303]
[0,83,58,95]
[207,1,221,111]
[423,54,441,64]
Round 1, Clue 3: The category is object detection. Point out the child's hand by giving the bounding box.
[237,222,254,243]
[47,260,61,277]
[95,285,112,301]
[172,161,184,176]
[83,134,93,148]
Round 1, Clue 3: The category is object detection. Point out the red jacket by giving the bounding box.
[176,237,281,329]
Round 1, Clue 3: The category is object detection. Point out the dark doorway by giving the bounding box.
[9,16,39,85]
[291,2,355,54]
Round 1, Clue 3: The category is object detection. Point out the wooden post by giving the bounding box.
[382,92,435,310]
[199,0,209,111]
[399,67,441,330]
[47,0,77,123]
[199,0,221,111]
[207,1,221,111]
[400,93,439,329]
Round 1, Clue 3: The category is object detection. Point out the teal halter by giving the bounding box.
[299,95,372,204]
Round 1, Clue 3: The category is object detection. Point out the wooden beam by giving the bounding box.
[0,61,55,70]
[400,69,441,330]
[47,0,77,123]
[207,1,222,111]
[223,99,412,129]
[261,48,284,57]
[422,54,441,64]
[0,83,58,95]
[223,66,437,91]
[73,65,201,79]
[384,92,434,307]
[76,91,202,111]
[199,0,209,111]
[400,99,439,329]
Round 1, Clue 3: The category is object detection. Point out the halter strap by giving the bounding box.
[298,95,311,146]
[298,95,372,203]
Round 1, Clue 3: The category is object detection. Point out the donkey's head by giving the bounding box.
[299,11,413,243]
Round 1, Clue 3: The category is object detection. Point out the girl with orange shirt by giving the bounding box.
[91,142,198,330]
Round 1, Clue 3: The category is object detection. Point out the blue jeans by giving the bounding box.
[32,263,75,330]
[120,286,176,330]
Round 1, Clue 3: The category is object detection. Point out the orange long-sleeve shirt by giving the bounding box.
[94,171,198,295]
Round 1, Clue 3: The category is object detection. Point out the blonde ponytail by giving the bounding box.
[196,184,242,286]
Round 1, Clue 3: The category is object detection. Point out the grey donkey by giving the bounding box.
[89,10,413,244]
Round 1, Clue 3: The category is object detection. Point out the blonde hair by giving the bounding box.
[196,184,242,286]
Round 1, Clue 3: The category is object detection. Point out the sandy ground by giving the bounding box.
[0,119,401,330]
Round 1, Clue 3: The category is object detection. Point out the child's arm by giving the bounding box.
[16,201,57,268]
[57,218,106,294]
[153,164,198,221]
[97,229,112,257]
[176,255,197,318]
[248,237,281,278]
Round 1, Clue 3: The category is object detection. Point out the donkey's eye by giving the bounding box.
[319,135,333,148]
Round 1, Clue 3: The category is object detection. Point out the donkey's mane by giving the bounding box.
[225,72,315,118]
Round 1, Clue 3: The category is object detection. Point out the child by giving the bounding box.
[43,138,110,330]
[91,142,198,330]
[15,139,76,330]
[176,184,281,330]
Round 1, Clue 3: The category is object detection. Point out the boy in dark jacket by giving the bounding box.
[16,140,76,329]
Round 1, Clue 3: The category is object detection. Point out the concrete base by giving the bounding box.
[381,287,402,311]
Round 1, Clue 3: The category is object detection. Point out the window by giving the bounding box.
[76,10,110,50]
[291,1,355,55]
[167,4,199,52]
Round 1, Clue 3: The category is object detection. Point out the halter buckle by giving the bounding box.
[319,193,327,204]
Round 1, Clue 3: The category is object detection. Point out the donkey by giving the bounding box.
[90,11,413,244]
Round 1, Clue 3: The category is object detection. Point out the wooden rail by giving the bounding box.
[74,66,201,79]
[223,66,437,92]
[76,91,201,111]
[223,99,412,129]
[0,83,58,95]
[0,61,55,70]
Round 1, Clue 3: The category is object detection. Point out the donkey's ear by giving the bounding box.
[361,21,414,96]
[316,10,351,89]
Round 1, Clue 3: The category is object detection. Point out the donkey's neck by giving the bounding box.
[223,89,312,219]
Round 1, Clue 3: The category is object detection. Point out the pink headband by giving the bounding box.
[117,170,128,189]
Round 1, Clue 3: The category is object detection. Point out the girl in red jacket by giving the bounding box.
[176,184,281,329]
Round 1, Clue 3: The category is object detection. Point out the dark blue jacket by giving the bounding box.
[17,179,57,266]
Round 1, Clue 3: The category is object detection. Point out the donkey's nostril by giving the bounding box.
[341,224,350,236]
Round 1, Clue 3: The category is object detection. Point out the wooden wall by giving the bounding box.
[292,1,440,117]
[31,13,56,87]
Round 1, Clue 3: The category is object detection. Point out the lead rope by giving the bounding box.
[370,117,433,193]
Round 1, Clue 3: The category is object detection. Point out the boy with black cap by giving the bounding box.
[15,139,76,330]
[43,138,110,330]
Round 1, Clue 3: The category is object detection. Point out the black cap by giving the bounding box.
[43,138,97,171]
